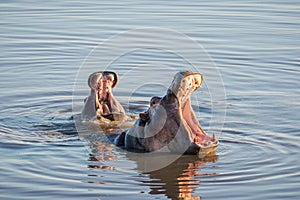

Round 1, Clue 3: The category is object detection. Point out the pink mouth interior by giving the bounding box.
[176,75,218,147]
[96,74,115,114]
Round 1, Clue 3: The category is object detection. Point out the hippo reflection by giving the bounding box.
[137,153,218,199]
[87,139,218,199]
[115,71,219,155]
[81,71,125,122]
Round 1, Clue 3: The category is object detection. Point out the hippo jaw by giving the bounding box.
[168,71,219,154]
[120,71,219,155]
[81,71,125,121]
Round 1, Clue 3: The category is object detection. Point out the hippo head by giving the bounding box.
[81,71,125,121]
[119,71,218,155]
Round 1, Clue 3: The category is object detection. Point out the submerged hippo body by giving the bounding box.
[115,71,219,155]
[81,71,125,122]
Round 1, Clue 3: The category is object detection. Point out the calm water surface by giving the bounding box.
[1,0,299,199]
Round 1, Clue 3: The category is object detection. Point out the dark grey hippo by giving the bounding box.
[115,71,219,155]
[81,71,125,122]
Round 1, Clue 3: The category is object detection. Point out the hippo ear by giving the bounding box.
[102,71,119,88]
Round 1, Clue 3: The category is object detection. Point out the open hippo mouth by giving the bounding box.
[168,71,219,154]
[116,71,219,156]
[81,71,125,121]
[89,71,118,115]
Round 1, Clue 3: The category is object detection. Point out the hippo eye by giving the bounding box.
[150,96,161,106]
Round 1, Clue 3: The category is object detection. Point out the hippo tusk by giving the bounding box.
[212,133,217,141]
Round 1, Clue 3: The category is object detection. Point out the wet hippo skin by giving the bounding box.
[81,71,125,122]
[115,71,219,155]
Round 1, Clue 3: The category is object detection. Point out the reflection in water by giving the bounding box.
[139,153,218,200]
[89,141,115,162]
[78,114,219,199]
[88,137,218,199]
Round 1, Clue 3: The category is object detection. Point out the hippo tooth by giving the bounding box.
[212,133,217,141]
[193,136,200,144]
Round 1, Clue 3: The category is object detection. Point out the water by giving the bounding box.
[1,0,299,199]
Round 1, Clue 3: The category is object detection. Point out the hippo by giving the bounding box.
[115,71,219,155]
[81,71,126,122]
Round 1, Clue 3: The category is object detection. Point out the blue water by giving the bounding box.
[1,0,299,199]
